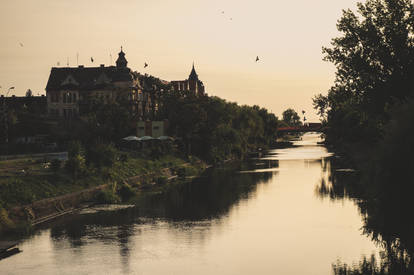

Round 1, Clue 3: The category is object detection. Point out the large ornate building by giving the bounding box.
[170,64,205,96]
[46,48,143,119]
[46,49,206,122]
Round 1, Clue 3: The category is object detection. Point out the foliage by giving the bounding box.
[50,159,62,173]
[369,99,414,198]
[118,183,136,200]
[155,176,168,185]
[314,0,414,144]
[78,98,135,143]
[85,142,117,169]
[65,141,86,178]
[282,108,302,126]
[96,189,120,204]
[158,92,278,163]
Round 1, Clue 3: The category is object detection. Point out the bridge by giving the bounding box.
[277,123,323,133]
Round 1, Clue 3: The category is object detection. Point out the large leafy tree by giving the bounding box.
[314,0,414,143]
[282,108,301,126]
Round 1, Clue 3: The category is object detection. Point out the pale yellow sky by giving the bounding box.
[0,0,359,121]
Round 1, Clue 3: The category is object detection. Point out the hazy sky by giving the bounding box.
[0,0,360,121]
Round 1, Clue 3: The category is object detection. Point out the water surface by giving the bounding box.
[0,133,379,274]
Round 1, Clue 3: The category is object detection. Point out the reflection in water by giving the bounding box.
[0,133,382,275]
[317,154,414,274]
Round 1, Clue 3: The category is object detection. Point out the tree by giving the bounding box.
[65,141,86,178]
[282,108,301,126]
[314,0,414,143]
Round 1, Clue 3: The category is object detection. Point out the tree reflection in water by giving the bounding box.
[316,156,414,274]
[48,160,277,267]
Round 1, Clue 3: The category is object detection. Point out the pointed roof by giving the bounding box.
[189,62,199,80]
[116,46,128,68]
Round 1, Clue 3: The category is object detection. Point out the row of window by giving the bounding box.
[50,92,77,103]
[63,93,77,103]
[49,108,77,118]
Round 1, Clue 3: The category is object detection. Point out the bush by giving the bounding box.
[50,159,62,173]
[155,176,168,185]
[120,154,128,163]
[177,167,186,178]
[65,154,86,178]
[95,189,120,204]
[86,143,118,169]
[118,183,135,200]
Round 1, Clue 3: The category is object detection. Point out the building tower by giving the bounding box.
[116,47,128,68]
[188,63,199,95]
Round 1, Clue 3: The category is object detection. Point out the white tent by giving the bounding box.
[139,136,154,141]
[122,136,140,141]
[157,136,173,141]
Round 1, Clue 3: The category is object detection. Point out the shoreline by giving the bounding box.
[0,156,208,237]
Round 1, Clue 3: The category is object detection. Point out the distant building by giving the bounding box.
[170,64,205,96]
[0,95,47,144]
[0,95,47,115]
[136,120,168,138]
[45,48,142,119]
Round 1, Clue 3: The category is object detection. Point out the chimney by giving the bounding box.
[100,64,105,67]
[78,65,84,68]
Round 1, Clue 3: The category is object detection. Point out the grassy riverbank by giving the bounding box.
[0,152,206,234]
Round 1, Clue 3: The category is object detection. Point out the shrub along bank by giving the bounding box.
[0,143,206,234]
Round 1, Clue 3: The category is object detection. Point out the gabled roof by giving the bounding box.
[45,66,135,91]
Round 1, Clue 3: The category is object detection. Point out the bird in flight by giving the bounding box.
[19,42,24,47]
[144,62,148,68]
[91,57,94,63]
[256,56,259,62]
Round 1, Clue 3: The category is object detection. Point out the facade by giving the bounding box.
[136,120,168,138]
[45,48,142,119]
[170,64,205,96]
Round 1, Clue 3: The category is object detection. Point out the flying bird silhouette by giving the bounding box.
[91,57,94,63]
[19,42,24,47]
[256,56,259,62]
[144,62,148,68]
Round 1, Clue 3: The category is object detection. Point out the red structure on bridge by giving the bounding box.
[277,123,322,133]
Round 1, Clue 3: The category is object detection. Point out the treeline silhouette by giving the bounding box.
[313,1,414,273]
[157,91,278,163]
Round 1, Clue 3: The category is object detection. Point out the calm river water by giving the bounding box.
[0,133,379,274]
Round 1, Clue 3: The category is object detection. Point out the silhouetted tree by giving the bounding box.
[313,0,414,144]
[282,108,301,126]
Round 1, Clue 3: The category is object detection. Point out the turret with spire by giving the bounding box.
[188,62,199,81]
[116,46,128,69]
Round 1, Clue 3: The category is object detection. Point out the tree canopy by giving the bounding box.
[282,108,301,126]
[314,0,414,143]
[158,91,278,163]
